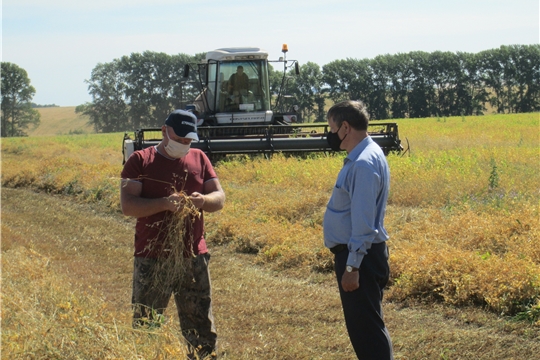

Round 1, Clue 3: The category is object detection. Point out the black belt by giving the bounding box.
[329,244,348,254]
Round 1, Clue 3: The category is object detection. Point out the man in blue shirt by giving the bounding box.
[323,100,393,359]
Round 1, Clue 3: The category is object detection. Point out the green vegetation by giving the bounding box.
[79,45,539,130]
[1,62,41,137]
[3,188,539,359]
[2,112,539,358]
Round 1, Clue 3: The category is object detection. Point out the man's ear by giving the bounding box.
[342,120,350,133]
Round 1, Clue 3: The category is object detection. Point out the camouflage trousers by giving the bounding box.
[132,253,217,356]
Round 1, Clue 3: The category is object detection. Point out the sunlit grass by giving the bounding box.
[2,132,123,210]
[1,190,194,359]
[30,106,94,136]
[2,113,539,321]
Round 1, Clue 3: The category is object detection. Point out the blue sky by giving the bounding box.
[3,0,539,106]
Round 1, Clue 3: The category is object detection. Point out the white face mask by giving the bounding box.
[165,131,190,158]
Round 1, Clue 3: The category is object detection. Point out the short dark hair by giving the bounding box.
[327,100,369,131]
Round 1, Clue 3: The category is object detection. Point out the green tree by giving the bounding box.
[508,44,540,113]
[1,62,41,137]
[82,52,202,132]
[268,63,283,101]
[381,53,412,119]
[287,62,326,122]
[478,47,513,114]
[407,51,436,118]
[428,51,458,116]
[455,52,488,115]
[119,51,194,128]
[79,61,129,132]
[369,56,391,120]
[323,58,388,119]
[322,59,359,104]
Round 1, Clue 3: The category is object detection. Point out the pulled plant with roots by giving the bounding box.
[147,190,201,291]
[126,170,203,292]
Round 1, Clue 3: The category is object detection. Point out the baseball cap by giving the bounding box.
[165,109,199,141]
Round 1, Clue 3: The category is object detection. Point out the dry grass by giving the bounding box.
[1,111,539,358]
[2,132,122,210]
[31,106,94,136]
[204,114,540,318]
[2,188,539,359]
[1,189,193,359]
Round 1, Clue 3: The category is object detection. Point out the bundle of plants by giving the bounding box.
[145,191,201,291]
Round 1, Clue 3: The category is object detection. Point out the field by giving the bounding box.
[29,106,94,136]
[2,111,540,359]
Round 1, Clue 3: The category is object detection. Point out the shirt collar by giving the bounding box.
[344,136,373,164]
[155,145,177,161]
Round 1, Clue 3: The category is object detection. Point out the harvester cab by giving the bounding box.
[190,45,299,130]
[122,45,403,163]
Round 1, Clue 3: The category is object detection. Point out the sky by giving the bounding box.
[3,0,539,107]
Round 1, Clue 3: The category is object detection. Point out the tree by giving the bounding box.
[82,52,202,132]
[79,61,129,132]
[384,53,413,119]
[268,63,284,102]
[322,59,363,104]
[508,44,540,113]
[455,52,488,115]
[288,62,326,122]
[407,51,436,118]
[369,56,391,120]
[1,62,41,137]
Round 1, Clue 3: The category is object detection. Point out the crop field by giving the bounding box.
[29,106,94,136]
[2,112,539,359]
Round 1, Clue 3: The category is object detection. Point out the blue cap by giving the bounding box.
[165,109,198,141]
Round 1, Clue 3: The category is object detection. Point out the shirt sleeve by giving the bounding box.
[346,162,381,268]
[121,151,143,181]
[201,152,218,183]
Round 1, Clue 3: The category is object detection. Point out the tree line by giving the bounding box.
[1,45,538,137]
[76,51,207,133]
[79,44,538,130]
[288,44,540,122]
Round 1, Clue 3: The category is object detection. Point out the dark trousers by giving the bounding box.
[334,242,393,360]
[132,254,217,356]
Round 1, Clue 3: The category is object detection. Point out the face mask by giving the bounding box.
[165,132,190,158]
[327,123,346,151]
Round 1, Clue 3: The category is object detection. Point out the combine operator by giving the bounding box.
[228,65,250,105]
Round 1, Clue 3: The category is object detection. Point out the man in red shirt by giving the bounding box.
[120,109,225,359]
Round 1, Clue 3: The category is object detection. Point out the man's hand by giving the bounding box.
[341,271,360,292]
[121,180,184,218]
[191,179,225,213]
[189,192,205,210]
[165,193,185,212]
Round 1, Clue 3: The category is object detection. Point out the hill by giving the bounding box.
[30,106,94,136]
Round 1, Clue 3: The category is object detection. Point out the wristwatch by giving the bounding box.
[346,265,358,273]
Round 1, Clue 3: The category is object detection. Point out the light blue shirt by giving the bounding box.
[323,136,390,268]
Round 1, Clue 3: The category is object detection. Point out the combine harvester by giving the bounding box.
[123,45,402,162]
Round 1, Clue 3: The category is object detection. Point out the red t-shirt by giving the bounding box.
[121,146,217,258]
